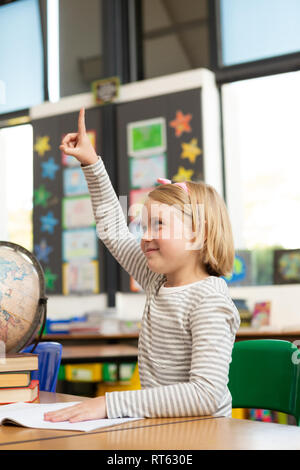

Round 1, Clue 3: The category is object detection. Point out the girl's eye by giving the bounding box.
[141,221,162,231]
[153,220,162,228]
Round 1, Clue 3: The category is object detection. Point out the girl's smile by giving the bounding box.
[145,248,160,255]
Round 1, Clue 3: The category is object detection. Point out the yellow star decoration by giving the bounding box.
[34,136,51,157]
[180,138,202,164]
[172,166,194,182]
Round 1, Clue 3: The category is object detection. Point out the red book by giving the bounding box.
[0,380,39,405]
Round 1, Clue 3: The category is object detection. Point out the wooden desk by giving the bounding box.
[42,332,139,346]
[1,392,300,450]
[0,391,86,448]
[61,344,138,364]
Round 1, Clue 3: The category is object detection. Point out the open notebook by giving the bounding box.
[0,402,144,432]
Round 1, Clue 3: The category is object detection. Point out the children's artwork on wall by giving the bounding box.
[274,249,300,284]
[117,88,204,292]
[62,228,98,262]
[251,301,271,328]
[34,135,51,157]
[92,77,120,105]
[34,239,53,263]
[40,211,59,234]
[169,110,192,137]
[41,157,60,180]
[34,184,52,208]
[43,267,58,292]
[33,109,105,294]
[223,250,252,286]
[180,138,202,164]
[172,166,194,182]
[232,298,252,327]
[127,118,167,158]
[62,196,95,229]
[62,260,99,295]
[63,167,89,196]
[129,154,167,189]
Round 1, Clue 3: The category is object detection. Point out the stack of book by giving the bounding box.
[0,353,39,404]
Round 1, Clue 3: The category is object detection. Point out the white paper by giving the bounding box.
[0,402,144,432]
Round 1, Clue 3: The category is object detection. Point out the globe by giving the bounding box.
[0,241,47,354]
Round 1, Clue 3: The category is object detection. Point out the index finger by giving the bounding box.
[78,107,86,135]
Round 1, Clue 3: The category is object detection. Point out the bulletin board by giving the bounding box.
[116,88,205,293]
[32,108,106,295]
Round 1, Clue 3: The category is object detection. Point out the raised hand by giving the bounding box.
[59,107,98,166]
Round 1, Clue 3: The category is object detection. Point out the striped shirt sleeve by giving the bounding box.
[82,156,160,292]
[105,293,236,418]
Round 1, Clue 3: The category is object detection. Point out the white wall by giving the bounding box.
[229,284,300,329]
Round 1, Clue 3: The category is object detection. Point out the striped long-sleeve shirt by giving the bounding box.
[82,156,241,419]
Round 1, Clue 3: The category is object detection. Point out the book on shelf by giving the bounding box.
[0,379,39,404]
[0,371,31,388]
[0,353,38,373]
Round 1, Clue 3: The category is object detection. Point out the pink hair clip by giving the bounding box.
[157,177,189,195]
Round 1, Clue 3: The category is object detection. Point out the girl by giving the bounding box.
[44,108,240,423]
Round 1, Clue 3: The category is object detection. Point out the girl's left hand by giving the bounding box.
[44,396,107,423]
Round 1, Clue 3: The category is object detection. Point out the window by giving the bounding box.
[0,124,33,251]
[222,71,300,251]
[142,0,210,79]
[0,0,44,114]
[219,0,300,67]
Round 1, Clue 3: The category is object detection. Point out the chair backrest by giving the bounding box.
[21,342,62,393]
[228,339,300,425]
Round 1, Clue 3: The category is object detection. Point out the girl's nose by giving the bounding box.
[141,227,153,241]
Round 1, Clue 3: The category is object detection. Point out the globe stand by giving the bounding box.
[0,241,48,353]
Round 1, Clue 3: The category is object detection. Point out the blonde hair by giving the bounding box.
[147,181,235,277]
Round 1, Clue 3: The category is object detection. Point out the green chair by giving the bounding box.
[228,339,300,425]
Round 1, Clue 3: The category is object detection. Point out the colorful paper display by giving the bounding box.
[33,113,102,295]
[127,118,166,157]
[63,167,89,196]
[129,154,167,189]
[62,228,98,262]
[62,260,99,295]
[274,249,300,284]
[62,196,95,229]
